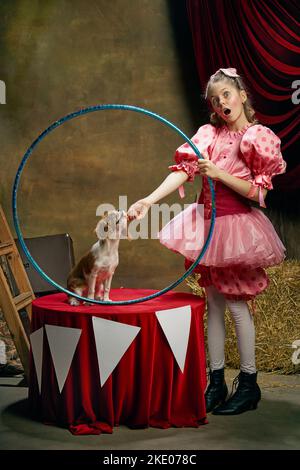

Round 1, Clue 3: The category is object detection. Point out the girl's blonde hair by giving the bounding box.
[205,69,258,127]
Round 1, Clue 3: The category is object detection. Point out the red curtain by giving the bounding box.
[185,0,300,191]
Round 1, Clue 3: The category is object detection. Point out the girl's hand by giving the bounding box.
[197,159,221,180]
[127,199,151,221]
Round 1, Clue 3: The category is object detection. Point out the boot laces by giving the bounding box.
[229,373,241,399]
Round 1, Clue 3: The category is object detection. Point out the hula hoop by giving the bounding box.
[12,104,216,305]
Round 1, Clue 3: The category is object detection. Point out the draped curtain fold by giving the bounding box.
[186,0,300,190]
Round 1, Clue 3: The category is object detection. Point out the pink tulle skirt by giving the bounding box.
[158,205,285,269]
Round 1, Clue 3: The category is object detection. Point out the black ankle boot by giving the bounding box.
[212,371,261,415]
[205,368,228,413]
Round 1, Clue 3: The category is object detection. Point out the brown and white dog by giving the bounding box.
[67,210,130,305]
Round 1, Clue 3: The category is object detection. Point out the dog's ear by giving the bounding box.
[95,218,109,240]
[125,217,133,241]
[126,221,133,241]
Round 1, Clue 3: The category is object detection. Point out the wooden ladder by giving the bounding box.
[0,204,35,378]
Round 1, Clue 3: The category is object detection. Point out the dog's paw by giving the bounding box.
[69,297,80,306]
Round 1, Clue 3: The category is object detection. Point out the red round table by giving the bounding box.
[29,288,207,435]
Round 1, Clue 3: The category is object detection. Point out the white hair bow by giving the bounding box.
[211,67,240,79]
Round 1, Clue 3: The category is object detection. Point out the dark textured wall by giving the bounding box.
[0,0,203,292]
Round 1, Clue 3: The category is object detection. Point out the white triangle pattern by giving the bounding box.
[45,324,82,393]
[30,327,44,394]
[155,305,191,373]
[92,316,141,387]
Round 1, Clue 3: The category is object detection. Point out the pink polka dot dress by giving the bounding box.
[158,124,287,301]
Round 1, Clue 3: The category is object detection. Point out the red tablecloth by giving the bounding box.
[29,288,207,434]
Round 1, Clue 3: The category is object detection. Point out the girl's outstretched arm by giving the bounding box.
[128,171,189,220]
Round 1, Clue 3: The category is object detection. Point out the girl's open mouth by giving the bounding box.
[223,108,231,116]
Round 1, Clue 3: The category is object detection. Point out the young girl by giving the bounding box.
[127,68,286,415]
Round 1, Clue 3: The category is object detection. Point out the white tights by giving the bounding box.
[206,286,256,374]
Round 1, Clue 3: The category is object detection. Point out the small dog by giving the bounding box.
[67,210,130,305]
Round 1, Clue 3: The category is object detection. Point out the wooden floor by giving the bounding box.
[0,370,300,452]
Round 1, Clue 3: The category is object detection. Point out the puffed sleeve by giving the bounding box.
[240,124,286,207]
[169,124,217,197]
